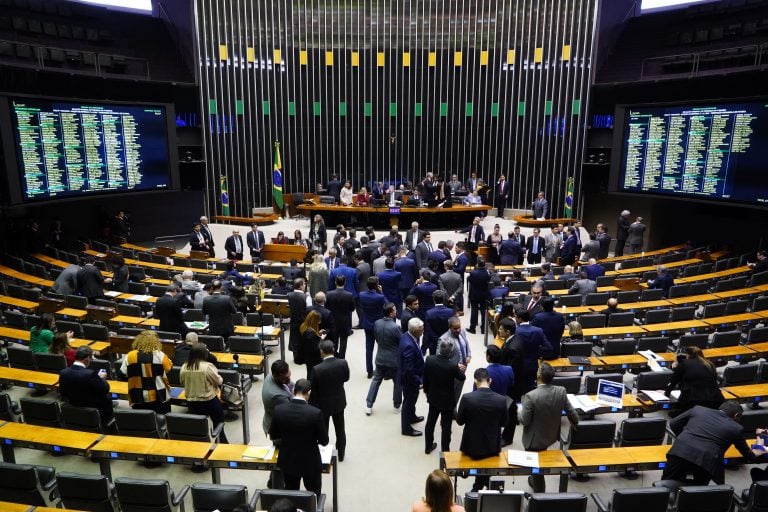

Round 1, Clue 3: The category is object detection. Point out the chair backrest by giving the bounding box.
[119,327,145,337]
[56,471,116,512]
[621,259,638,269]
[33,352,67,374]
[596,275,616,287]
[645,309,671,324]
[127,282,147,295]
[183,309,205,322]
[165,413,212,442]
[721,363,759,387]
[689,282,711,295]
[246,312,274,327]
[668,284,691,298]
[0,461,57,506]
[65,295,89,309]
[585,292,610,306]
[610,487,670,512]
[115,477,178,512]
[191,483,248,512]
[603,338,637,356]
[560,342,592,357]
[0,393,18,422]
[60,404,104,433]
[675,484,733,512]
[567,420,615,449]
[617,290,641,303]
[114,409,164,438]
[742,481,768,512]
[713,279,734,292]
[20,397,61,427]
[750,271,768,287]
[636,371,673,391]
[526,492,587,512]
[198,335,225,352]
[636,336,670,353]
[83,323,110,341]
[641,289,665,301]
[608,312,636,327]
[231,312,245,326]
[7,345,37,370]
[476,490,524,512]
[117,303,143,317]
[543,279,566,291]
[150,268,170,280]
[711,330,741,348]
[149,284,167,298]
[585,373,623,395]
[725,299,749,315]
[20,287,41,301]
[579,314,606,329]
[258,489,320,512]
[748,327,768,345]
[3,309,28,328]
[557,295,583,307]
[552,376,581,394]
[56,319,83,337]
[740,409,768,437]
[670,306,696,322]
[754,296,768,312]
[156,331,181,341]
[703,303,727,318]
[679,333,709,349]
[616,417,667,447]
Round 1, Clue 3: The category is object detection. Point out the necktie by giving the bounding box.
[533,237,538,253]
[458,334,467,363]
[253,233,260,250]
[330,258,335,268]
[427,243,433,252]
[527,299,536,311]
[471,226,476,241]
[235,237,241,253]
[197,233,204,245]
[411,234,417,250]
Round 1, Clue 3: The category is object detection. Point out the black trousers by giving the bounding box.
[284,469,322,498]
[661,454,713,485]
[615,238,627,257]
[502,401,518,445]
[323,411,346,457]
[401,384,420,434]
[336,333,349,360]
[425,404,453,451]
[527,252,542,265]
[132,401,171,415]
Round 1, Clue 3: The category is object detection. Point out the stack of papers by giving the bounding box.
[127,295,151,302]
[104,291,122,298]
[241,446,275,460]
[507,450,540,467]
[640,390,670,403]
[568,394,600,412]
[639,350,665,372]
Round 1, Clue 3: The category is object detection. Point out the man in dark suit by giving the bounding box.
[596,225,612,260]
[53,263,80,296]
[648,265,675,298]
[247,224,266,261]
[532,191,549,219]
[325,276,354,359]
[424,291,454,356]
[494,175,509,218]
[400,295,419,333]
[456,217,485,244]
[77,258,107,303]
[190,223,209,253]
[519,282,545,317]
[155,284,189,337]
[530,298,565,359]
[662,401,755,485]
[326,174,342,202]
[269,379,329,497]
[366,303,402,414]
[200,217,216,257]
[224,229,244,260]
[404,222,424,255]
[409,270,438,321]
[423,338,466,454]
[615,209,631,257]
[394,248,418,302]
[499,233,523,266]
[202,280,237,339]
[559,227,578,265]
[328,257,357,297]
[287,278,309,358]
[414,231,433,269]
[309,341,350,461]
[399,317,425,436]
[526,228,544,265]
[512,226,526,265]
[308,292,336,346]
[467,259,491,334]
[59,346,113,423]
[457,368,508,491]
[359,277,386,378]
[377,258,403,315]
[282,259,305,281]
[427,241,448,275]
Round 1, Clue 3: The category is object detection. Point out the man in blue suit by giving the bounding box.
[424,290,455,356]
[427,241,449,274]
[394,247,418,302]
[530,297,566,359]
[499,233,523,265]
[328,256,358,298]
[457,216,485,244]
[399,317,425,436]
[648,265,675,298]
[376,257,403,315]
[410,269,438,321]
[324,248,341,270]
[359,277,387,378]
[559,227,578,266]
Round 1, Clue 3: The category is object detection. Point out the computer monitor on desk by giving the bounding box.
[477,490,524,512]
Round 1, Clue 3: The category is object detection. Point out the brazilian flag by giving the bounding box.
[273,141,284,210]
[220,175,229,216]
[564,177,574,217]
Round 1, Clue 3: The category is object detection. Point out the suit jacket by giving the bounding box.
[308,304,336,341]
[59,364,113,421]
[454,252,470,278]
[616,216,631,241]
[373,317,401,368]
[526,236,544,256]
[247,230,266,255]
[495,180,509,201]
[544,232,560,261]
[627,222,646,246]
[269,398,329,475]
[355,262,371,294]
[467,268,491,302]
[404,229,424,251]
[414,241,432,269]
[530,311,566,359]
[282,266,304,282]
[261,375,293,434]
[568,279,597,303]
[508,323,552,398]
[377,269,402,305]
[156,294,188,337]
[520,383,578,451]
[112,265,129,293]
[328,265,358,297]
[519,294,544,317]
[359,290,386,330]
[456,387,508,459]
[424,354,465,410]
[533,198,549,219]
[584,263,605,281]
[394,257,418,291]
[439,271,463,304]
[400,308,418,334]
[326,288,354,335]
[202,293,237,337]
[77,265,104,299]
[425,305,455,352]
[459,224,485,244]
[309,356,350,415]
[560,235,578,264]
[189,230,208,252]
[410,282,438,319]
[499,239,523,265]
[53,264,79,296]
[668,406,752,484]
[324,256,341,270]
[666,357,723,408]
[399,332,424,388]
[650,274,674,298]
[597,232,612,259]
[224,235,244,260]
[326,179,342,200]
[580,240,600,261]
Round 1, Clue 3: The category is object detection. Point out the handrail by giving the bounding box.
[154,234,190,252]
[640,43,764,80]
[621,1,639,23]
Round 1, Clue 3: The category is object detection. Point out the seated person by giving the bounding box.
[406,188,423,206]
[463,190,483,206]
[270,276,293,296]
[273,231,289,245]
[59,346,114,423]
[174,332,219,366]
[356,187,371,206]
[222,260,253,286]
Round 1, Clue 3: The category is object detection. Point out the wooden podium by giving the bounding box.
[614,277,642,291]
[261,244,307,263]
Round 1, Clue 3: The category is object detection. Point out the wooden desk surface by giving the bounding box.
[702,313,761,326]
[615,259,701,276]
[442,450,570,470]
[235,325,280,336]
[0,366,59,387]
[621,300,673,310]
[586,394,646,409]
[109,315,145,326]
[622,445,669,465]
[0,501,35,512]
[0,326,107,353]
[724,384,768,399]
[208,443,278,464]
[55,308,88,319]
[567,447,636,467]
[702,346,757,359]
[548,357,604,370]
[598,354,657,368]
[745,342,768,355]
[150,438,213,459]
[641,320,708,333]
[582,326,646,338]
[558,306,596,315]
[117,294,158,304]
[0,422,101,450]
[0,295,38,311]
[213,353,264,366]
[714,288,762,299]
[90,435,158,456]
[298,204,492,214]
[667,294,718,306]
[600,244,686,264]
[141,318,160,327]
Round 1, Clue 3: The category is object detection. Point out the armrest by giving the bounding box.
[104,417,116,433]
[211,422,225,442]
[665,425,677,442]
[249,489,260,510]
[591,492,610,512]
[316,493,326,512]
[560,428,571,448]
[241,377,253,394]
[41,476,58,492]
[732,489,747,508]
[172,484,190,507]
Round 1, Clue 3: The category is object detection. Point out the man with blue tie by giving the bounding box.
[324,248,340,270]
[247,224,266,261]
[376,258,403,315]
[525,228,543,265]
[532,191,549,219]
[399,317,426,436]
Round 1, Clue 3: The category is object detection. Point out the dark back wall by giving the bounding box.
[195,0,598,217]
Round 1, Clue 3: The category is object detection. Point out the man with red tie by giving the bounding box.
[495,175,509,218]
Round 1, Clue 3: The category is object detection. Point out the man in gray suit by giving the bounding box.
[627,216,646,254]
[532,191,549,219]
[580,233,600,262]
[568,272,597,305]
[439,260,464,313]
[52,264,80,296]
[520,362,579,492]
[261,359,293,488]
[365,303,402,415]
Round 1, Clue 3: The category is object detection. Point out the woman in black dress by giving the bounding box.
[665,346,723,412]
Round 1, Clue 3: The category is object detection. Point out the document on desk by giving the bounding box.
[241,446,275,460]
[640,390,671,403]
[104,291,122,298]
[638,350,665,372]
[507,450,540,468]
[127,295,152,302]
[567,394,600,412]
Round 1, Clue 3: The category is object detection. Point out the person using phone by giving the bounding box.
[59,346,114,425]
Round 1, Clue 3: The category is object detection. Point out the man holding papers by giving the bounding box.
[519,362,579,492]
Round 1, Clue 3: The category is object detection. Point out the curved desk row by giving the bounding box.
[297,203,491,229]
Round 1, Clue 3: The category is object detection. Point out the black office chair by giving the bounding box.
[3,309,28,328]
[165,413,223,443]
[641,289,665,301]
[747,327,768,345]
[668,285,691,298]
[679,333,709,349]
[115,477,189,512]
[33,352,67,374]
[257,488,326,512]
[674,484,734,512]
[711,330,742,348]
[83,323,110,341]
[636,336,671,353]
[635,371,673,392]
[615,417,667,447]
[157,331,182,341]
[617,290,640,303]
[183,309,205,322]
[114,409,166,438]
[586,293,611,306]
[543,280,567,291]
[56,471,118,512]
[557,295,583,307]
[7,345,37,370]
[726,299,750,315]
[127,282,147,295]
[20,397,61,427]
[585,373,624,395]
[190,483,257,512]
[601,339,637,356]
[65,295,89,309]
[670,307,696,322]
[596,275,616,287]
[592,487,670,512]
[198,335,226,352]
[119,327,145,337]
[741,409,768,437]
[562,420,616,480]
[150,268,171,281]
[720,363,760,387]
[621,259,638,270]
[0,461,59,507]
[689,282,710,295]
[702,303,728,318]
[608,312,636,327]
[645,309,671,324]
[117,303,143,317]
[560,342,593,357]
[246,312,274,327]
[527,492,588,512]
[734,481,768,512]
[60,403,111,433]
[227,335,263,355]
[0,393,21,422]
[579,314,607,329]
[552,376,582,394]
[753,296,768,312]
[149,284,167,298]
[749,271,768,287]
[56,319,83,337]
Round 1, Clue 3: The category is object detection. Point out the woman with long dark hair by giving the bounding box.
[111,255,129,292]
[309,215,327,254]
[30,313,56,353]
[665,346,723,412]
[180,343,228,443]
[299,310,326,376]
[411,469,465,512]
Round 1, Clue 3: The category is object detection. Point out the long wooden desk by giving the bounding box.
[0,422,103,463]
[0,501,34,512]
[614,258,702,276]
[0,295,39,313]
[298,203,492,229]
[0,265,54,288]
[440,450,572,492]
[599,244,687,264]
[0,327,109,354]
[676,265,753,284]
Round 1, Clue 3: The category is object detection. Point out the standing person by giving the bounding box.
[456,368,509,492]
[261,359,293,489]
[414,231,433,270]
[412,469,466,512]
[499,231,523,266]
[156,284,189,338]
[423,339,466,454]
[78,257,109,303]
[59,346,113,423]
[288,278,310,361]
[224,229,245,260]
[30,313,56,353]
[424,291,454,356]
[438,317,471,411]
[661,401,755,485]
[543,225,560,263]
[615,210,631,257]
[395,247,419,302]
[532,191,549,219]
[202,280,237,340]
[512,226,526,265]
[596,225,612,259]
[111,255,129,293]
[457,217,485,244]
[199,216,216,257]
[530,298,566,359]
[339,180,354,206]
[359,277,387,379]
[190,223,210,253]
[494,175,509,218]
[307,254,329,298]
[366,303,402,415]
[401,295,420,332]
[120,330,173,414]
[52,263,80,296]
[526,228,544,265]
[247,224,266,261]
[628,216,646,254]
[377,257,403,314]
[309,340,350,461]
[440,261,464,315]
[180,343,229,443]
[559,227,578,266]
[405,222,424,256]
[400,317,426,437]
[309,215,328,255]
[485,345,517,441]
[486,224,503,264]
[665,346,724,412]
[325,275,354,359]
[466,258,490,334]
[326,174,342,202]
[269,379,329,498]
[299,311,326,377]
[580,233,600,262]
[520,362,579,492]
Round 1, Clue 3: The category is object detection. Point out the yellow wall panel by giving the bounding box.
[246,47,255,63]
[402,52,411,67]
[428,52,437,67]
[377,52,385,67]
[299,50,308,66]
[351,51,359,67]
[325,51,334,66]
[479,50,489,66]
[273,49,281,64]
[534,47,543,63]
[218,44,228,61]
[562,45,571,61]
[506,49,515,65]
[454,51,462,66]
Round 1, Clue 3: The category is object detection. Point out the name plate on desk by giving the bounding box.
[388,207,400,215]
